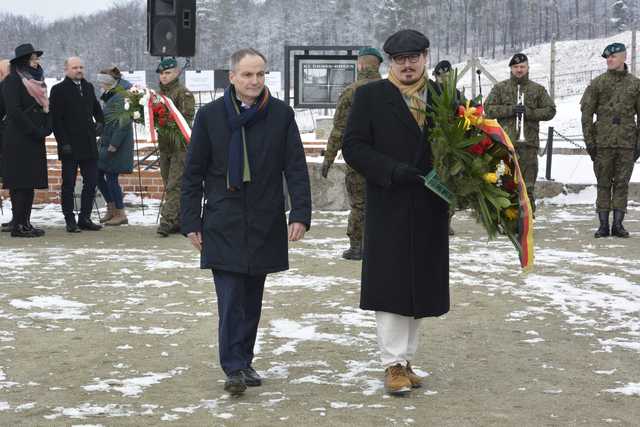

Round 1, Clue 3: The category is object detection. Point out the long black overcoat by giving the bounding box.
[50,77,104,161]
[1,71,50,190]
[181,96,312,275]
[342,79,450,318]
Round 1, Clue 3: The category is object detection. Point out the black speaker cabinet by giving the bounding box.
[147,0,196,57]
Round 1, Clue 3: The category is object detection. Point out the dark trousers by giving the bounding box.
[97,170,124,209]
[9,188,34,227]
[61,158,98,220]
[213,270,266,376]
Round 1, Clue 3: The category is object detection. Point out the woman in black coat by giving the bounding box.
[1,44,52,237]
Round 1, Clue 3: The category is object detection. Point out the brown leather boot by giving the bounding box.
[384,364,412,396]
[105,208,128,226]
[100,202,115,223]
[405,362,423,388]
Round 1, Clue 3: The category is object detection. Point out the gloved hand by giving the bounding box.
[321,159,331,178]
[61,144,73,156]
[586,144,597,161]
[392,163,424,185]
[95,122,104,137]
[513,104,526,116]
[35,127,51,139]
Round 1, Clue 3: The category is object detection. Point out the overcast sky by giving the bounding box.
[0,0,143,21]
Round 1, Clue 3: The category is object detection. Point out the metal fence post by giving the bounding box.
[545,126,554,181]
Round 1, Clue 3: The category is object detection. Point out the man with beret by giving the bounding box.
[581,43,640,238]
[156,58,195,237]
[485,53,556,215]
[322,47,383,260]
[342,29,449,396]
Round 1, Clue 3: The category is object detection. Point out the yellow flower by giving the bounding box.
[483,173,498,184]
[505,207,519,220]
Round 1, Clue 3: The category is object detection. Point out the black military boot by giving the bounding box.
[342,240,362,260]
[65,215,81,233]
[611,209,630,238]
[594,211,610,238]
[156,223,172,237]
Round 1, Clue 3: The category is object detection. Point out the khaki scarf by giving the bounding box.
[388,68,427,128]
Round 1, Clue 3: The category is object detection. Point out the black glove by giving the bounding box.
[35,127,51,139]
[392,164,424,185]
[321,159,331,178]
[513,104,526,116]
[95,122,104,137]
[61,144,72,156]
[586,144,597,161]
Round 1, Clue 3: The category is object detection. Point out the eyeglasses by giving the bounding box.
[391,53,422,65]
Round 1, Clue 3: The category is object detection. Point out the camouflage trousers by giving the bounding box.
[345,167,365,244]
[516,145,539,213]
[159,149,186,227]
[593,147,636,212]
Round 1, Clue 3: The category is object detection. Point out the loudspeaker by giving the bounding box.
[147,0,196,57]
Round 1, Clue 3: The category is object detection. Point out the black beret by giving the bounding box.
[602,43,626,58]
[509,53,528,67]
[433,60,452,76]
[383,29,430,56]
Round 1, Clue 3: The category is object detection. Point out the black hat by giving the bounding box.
[433,60,452,76]
[383,29,430,57]
[10,43,43,64]
[509,53,528,67]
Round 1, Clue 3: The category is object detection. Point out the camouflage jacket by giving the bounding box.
[580,66,640,149]
[158,78,196,152]
[324,67,381,164]
[484,75,556,148]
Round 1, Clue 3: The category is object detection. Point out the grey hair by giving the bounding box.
[230,48,267,70]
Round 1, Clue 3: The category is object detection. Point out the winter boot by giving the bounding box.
[405,362,423,388]
[342,239,362,260]
[105,208,128,226]
[611,209,630,238]
[384,364,412,396]
[594,211,610,238]
[156,222,172,237]
[100,202,115,223]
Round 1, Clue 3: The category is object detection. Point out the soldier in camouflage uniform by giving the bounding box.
[156,58,195,237]
[485,53,556,214]
[581,43,640,238]
[322,47,382,260]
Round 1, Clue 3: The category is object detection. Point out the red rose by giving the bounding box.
[480,135,493,149]
[502,177,517,192]
[466,143,485,155]
[475,105,484,116]
[456,105,466,117]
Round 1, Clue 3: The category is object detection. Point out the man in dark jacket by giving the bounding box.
[181,48,311,396]
[342,29,449,397]
[50,56,104,232]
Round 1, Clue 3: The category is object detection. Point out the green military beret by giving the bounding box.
[156,57,178,73]
[358,47,384,63]
[602,43,626,58]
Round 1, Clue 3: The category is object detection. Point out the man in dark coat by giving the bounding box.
[342,29,449,396]
[50,57,105,232]
[0,59,10,231]
[181,48,311,396]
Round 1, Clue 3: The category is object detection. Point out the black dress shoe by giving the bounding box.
[66,222,81,233]
[1,220,13,232]
[241,367,262,387]
[224,371,247,396]
[26,224,45,237]
[11,224,38,238]
[78,218,102,231]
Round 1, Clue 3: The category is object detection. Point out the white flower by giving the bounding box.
[124,99,131,111]
[133,111,141,120]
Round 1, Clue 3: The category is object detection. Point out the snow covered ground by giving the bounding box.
[0,207,639,425]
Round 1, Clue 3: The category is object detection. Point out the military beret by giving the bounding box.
[433,60,452,76]
[358,47,384,63]
[509,53,528,67]
[383,29,430,57]
[156,57,178,73]
[602,42,626,58]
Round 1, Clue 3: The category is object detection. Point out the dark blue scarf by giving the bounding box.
[223,85,270,190]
